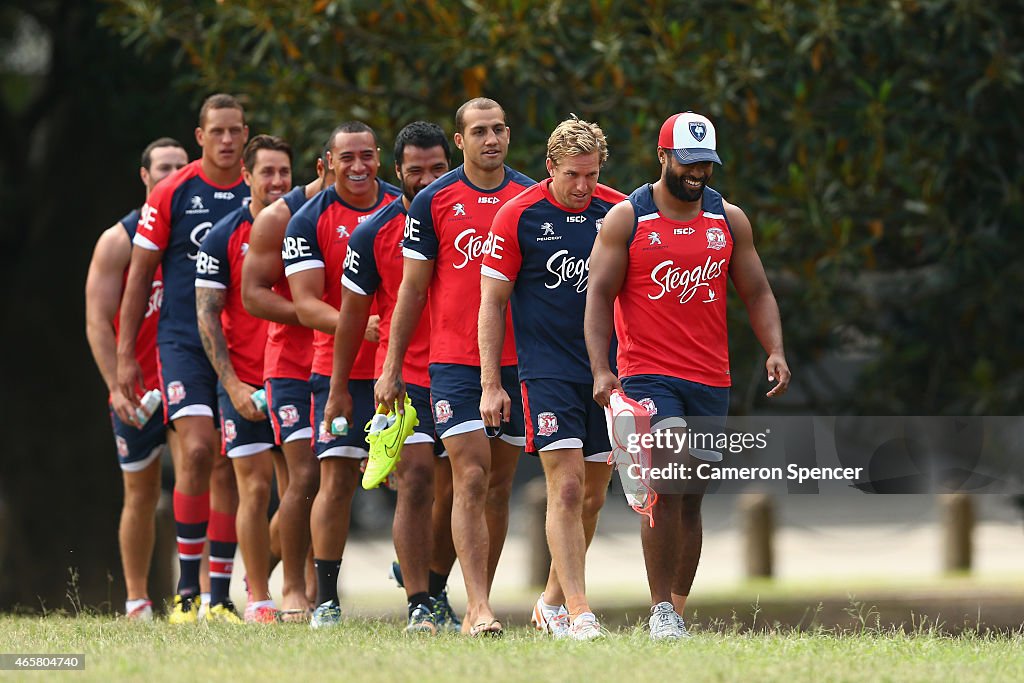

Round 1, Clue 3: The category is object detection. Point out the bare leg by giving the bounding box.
[538,449,588,618]
[278,438,319,612]
[485,438,519,591]
[669,493,704,616]
[120,452,162,601]
[232,450,275,602]
[543,460,612,606]
[444,430,497,630]
[431,456,457,576]
[309,457,360,585]
[392,443,435,600]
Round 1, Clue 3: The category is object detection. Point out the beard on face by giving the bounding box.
[659,157,708,202]
[664,165,705,202]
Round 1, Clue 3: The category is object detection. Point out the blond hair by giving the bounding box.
[546,114,608,167]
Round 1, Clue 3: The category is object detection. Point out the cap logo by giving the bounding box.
[689,121,707,142]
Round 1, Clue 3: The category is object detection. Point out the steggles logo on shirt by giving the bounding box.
[545,250,589,293]
[648,256,727,304]
[452,227,490,269]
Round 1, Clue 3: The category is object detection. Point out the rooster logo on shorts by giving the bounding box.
[537,412,559,437]
[167,381,186,405]
[434,400,453,424]
[223,419,237,443]
[278,405,299,428]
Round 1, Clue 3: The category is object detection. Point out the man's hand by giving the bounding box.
[374,365,407,414]
[364,314,381,343]
[227,380,266,421]
[765,353,791,398]
[110,388,140,427]
[116,354,145,409]
[480,383,511,429]
[592,368,622,408]
[323,386,354,436]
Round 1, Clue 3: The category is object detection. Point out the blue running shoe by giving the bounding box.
[310,600,342,629]
[431,588,462,633]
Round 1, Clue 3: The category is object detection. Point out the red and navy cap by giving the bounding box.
[658,112,722,165]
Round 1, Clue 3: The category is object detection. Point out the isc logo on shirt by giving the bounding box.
[566,215,587,223]
[213,191,235,200]
[478,196,500,204]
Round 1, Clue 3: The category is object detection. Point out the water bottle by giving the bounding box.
[330,417,349,436]
[251,389,268,413]
[135,389,163,426]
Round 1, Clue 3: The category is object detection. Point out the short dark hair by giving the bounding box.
[140,137,185,170]
[198,93,245,128]
[394,121,451,168]
[455,98,504,134]
[242,134,293,173]
[328,121,378,151]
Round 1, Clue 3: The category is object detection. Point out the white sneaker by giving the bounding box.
[531,595,570,639]
[125,599,153,621]
[674,612,693,639]
[568,612,604,641]
[649,602,685,640]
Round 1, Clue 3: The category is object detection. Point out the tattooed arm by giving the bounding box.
[196,286,265,421]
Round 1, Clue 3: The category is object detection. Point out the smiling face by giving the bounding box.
[396,145,450,202]
[328,131,380,205]
[245,148,292,211]
[454,106,510,174]
[546,151,600,211]
[660,151,713,203]
[196,107,248,171]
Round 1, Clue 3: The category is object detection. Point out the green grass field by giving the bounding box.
[1,615,1022,682]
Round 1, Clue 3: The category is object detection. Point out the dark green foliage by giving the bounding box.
[100,0,1024,415]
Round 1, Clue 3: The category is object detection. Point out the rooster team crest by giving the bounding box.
[537,412,559,437]
[167,381,186,405]
[278,405,299,428]
[689,121,707,142]
[595,218,604,232]
[116,436,129,458]
[706,227,727,250]
[317,421,334,443]
[434,400,453,424]
[223,419,237,443]
[638,398,658,416]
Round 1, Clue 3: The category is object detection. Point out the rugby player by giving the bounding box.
[86,137,187,620]
[117,94,250,623]
[585,112,790,639]
[375,99,534,636]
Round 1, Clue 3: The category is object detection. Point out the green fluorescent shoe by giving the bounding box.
[362,396,418,490]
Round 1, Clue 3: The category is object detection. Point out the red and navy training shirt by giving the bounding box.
[341,198,432,388]
[262,185,315,382]
[133,159,249,347]
[482,179,625,383]
[194,205,268,386]
[116,209,162,391]
[283,180,401,378]
[402,164,534,366]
